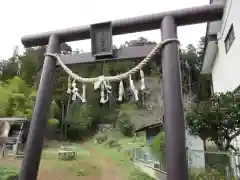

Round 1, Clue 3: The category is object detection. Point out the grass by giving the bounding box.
[0,136,147,180]
[0,165,18,180]
[128,169,156,180]
[0,146,101,180]
[41,146,101,179]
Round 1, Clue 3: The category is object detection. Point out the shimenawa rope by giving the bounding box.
[45,38,179,103]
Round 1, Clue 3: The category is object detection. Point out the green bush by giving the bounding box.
[204,146,230,176]
[188,170,226,180]
[105,138,121,148]
[0,166,18,180]
[95,133,108,143]
[117,114,134,137]
[150,132,166,170]
[128,169,155,180]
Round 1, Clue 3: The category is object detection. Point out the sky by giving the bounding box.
[0,0,209,60]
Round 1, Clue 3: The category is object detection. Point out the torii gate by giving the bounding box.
[18,2,224,180]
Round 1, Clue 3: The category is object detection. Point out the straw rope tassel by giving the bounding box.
[67,76,72,94]
[129,75,139,101]
[81,84,87,103]
[71,80,78,101]
[100,83,108,104]
[117,80,124,101]
[140,69,146,91]
[71,79,86,103]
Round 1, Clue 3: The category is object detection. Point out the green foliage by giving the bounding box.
[0,166,18,180]
[0,59,19,82]
[0,76,34,117]
[105,137,120,148]
[95,133,108,143]
[20,47,46,86]
[117,113,134,137]
[150,132,166,169]
[65,101,95,140]
[186,91,240,151]
[128,169,155,180]
[204,146,230,176]
[0,36,206,142]
[0,76,56,120]
[66,101,93,129]
[188,170,225,180]
[48,118,59,125]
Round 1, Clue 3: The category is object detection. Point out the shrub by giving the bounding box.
[48,118,59,125]
[6,175,18,180]
[117,115,134,137]
[188,170,226,180]
[204,146,230,176]
[0,166,18,180]
[128,169,155,180]
[95,133,107,143]
[106,138,120,148]
[150,132,166,169]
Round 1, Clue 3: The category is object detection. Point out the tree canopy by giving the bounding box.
[186,91,240,151]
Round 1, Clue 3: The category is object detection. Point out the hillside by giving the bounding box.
[120,76,192,131]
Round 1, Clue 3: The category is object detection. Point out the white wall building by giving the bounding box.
[202,0,240,175]
[202,0,240,93]
[202,0,240,146]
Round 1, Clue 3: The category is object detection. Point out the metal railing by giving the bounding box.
[131,147,166,172]
[132,147,240,179]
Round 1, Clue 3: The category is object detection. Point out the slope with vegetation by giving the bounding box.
[1,36,239,179]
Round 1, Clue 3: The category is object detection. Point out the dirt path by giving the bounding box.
[81,144,122,180]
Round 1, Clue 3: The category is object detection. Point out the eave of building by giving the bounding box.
[201,0,225,74]
[135,122,163,133]
[201,36,219,74]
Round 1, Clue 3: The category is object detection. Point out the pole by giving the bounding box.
[231,152,238,179]
[19,34,60,180]
[61,101,64,141]
[65,93,71,141]
[161,16,188,180]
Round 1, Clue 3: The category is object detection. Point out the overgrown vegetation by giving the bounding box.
[186,91,240,152]
[150,132,166,170]
[188,170,225,180]
[128,169,155,180]
[4,35,237,179]
[117,113,134,137]
[0,36,207,141]
[0,166,18,180]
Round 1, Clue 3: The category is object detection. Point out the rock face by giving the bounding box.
[125,76,192,130]
[122,76,163,130]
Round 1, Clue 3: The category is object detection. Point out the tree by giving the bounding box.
[0,76,56,120]
[185,100,213,150]
[181,44,200,94]
[120,37,156,48]
[0,59,18,82]
[186,91,240,151]
[150,132,166,170]
[20,46,46,86]
[196,36,206,68]
[117,112,134,137]
[60,43,72,55]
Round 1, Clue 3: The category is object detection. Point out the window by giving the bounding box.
[224,24,235,53]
